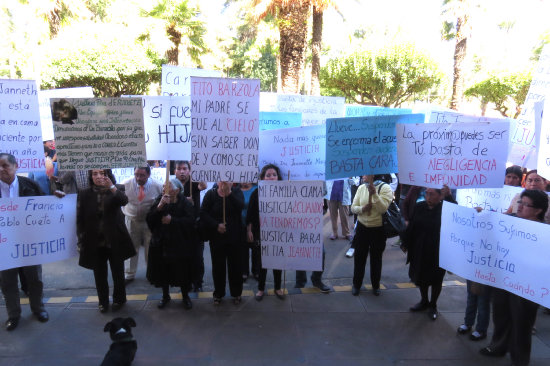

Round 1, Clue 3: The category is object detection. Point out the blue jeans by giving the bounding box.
[464,280,491,333]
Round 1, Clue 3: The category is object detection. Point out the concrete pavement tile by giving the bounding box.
[210,360,306,366]
[435,286,468,312]
[391,360,509,366]
[290,292,366,313]
[239,294,292,312]
[293,312,473,361]
[305,359,395,366]
[0,358,18,366]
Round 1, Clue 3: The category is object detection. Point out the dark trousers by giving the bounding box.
[488,288,539,366]
[296,250,326,286]
[93,247,126,306]
[352,223,386,289]
[192,242,205,289]
[210,242,242,298]
[1,265,45,319]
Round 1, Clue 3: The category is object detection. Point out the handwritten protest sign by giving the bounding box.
[190,77,259,183]
[259,125,325,181]
[52,97,147,170]
[0,79,44,172]
[510,45,550,168]
[345,105,412,117]
[440,201,550,308]
[161,66,221,96]
[429,110,508,124]
[536,99,550,179]
[456,186,523,213]
[260,92,345,126]
[259,111,301,130]
[326,114,424,179]
[0,194,78,270]
[141,96,191,160]
[259,180,324,271]
[38,87,94,141]
[397,122,509,188]
[113,167,167,185]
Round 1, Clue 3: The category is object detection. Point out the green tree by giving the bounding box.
[142,0,208,66]
[40,24,161,97]
[464,71,531,118]
[320,44,442,107]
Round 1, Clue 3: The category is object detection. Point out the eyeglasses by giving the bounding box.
[517,200,535,208]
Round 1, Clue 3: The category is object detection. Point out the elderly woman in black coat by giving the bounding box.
[146,184,197,310]
[401,186,455,320]
[77,169,136,313]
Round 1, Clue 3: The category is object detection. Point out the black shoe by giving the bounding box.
[5,317,20,331]
[428,307,438,320]
[182,295,192,310]
[233,296,242,305]
[457,324,471,334]
[352,286,360,296]
[409,301,429,312]
[111,301,126,311]
[313,282,330,293]
[275,289,285,300]
[372,288,381,296]
[158,297,171,309]
[255,291,264,301]
[98,304,108,313]
[34,310,49,323]
[479,346,506,357]
[469,331,486,341]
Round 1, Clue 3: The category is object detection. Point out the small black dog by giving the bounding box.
[100,317,137,366]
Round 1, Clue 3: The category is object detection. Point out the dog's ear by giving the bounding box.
[124,317,136,328]
[104,321,113,332]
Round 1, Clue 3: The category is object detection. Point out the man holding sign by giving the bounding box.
[0,153,49,331]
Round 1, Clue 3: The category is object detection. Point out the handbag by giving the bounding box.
[377,183,406,238]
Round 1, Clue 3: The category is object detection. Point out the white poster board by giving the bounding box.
[260,92,345,126]
[0,195,78,270]
[51,97,147,170]
[190,77,260,183]
[429,110,509,124]
[456,186,523,213]
[38,87,94,141]
[259,125,325,181]
[397,122,509,188]
[161,66,221,96]
[259,180,325,271]
[0,79,44,171]
[112,167,167,185]
[537,99,550,179]
[141,96,191,160]
[511,45,550,168]
[440,201,550,308]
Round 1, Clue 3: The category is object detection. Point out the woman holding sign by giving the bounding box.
[77,169,136,313]
[247,164,285,301]
[505,169,550,224]
[480,189,548,366]
[200,181,244,305]
[401,186,454,320]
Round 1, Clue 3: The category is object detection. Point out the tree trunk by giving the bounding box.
[310,6,323,96]
[278,1,310,94]
[450,12,468,111]
[166,23,181,66]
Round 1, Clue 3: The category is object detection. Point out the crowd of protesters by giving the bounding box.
[1,148,549,366]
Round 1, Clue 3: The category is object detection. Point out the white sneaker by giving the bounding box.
[345,248,355,258]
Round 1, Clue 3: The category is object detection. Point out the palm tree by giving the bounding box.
[442,0,471,111]
[143,0,208,66]
[310,1,338,96]
[253,0,311,93]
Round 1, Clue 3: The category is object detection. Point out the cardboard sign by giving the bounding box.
[0,79,44,171]
[511,45,550,168]
[141,96,191,160]
[440,201,550,308]
[51,97,146,170]
[259,111,301,130]
[259,181,325,271]
[259,125,326,181]
[397,122,509,188]
[260,92,345,126]
[456,186,523,213]
[345,105,412,117]
[326,114,424,179]
[38,87,94,141]
[190,77,260,183]
[112,167,167,185]
[0,194,78,270]
[161,66,221,96]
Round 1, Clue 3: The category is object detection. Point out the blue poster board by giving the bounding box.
[259,111,302,130]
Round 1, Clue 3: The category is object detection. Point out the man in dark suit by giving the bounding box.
[0,153,50,331]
